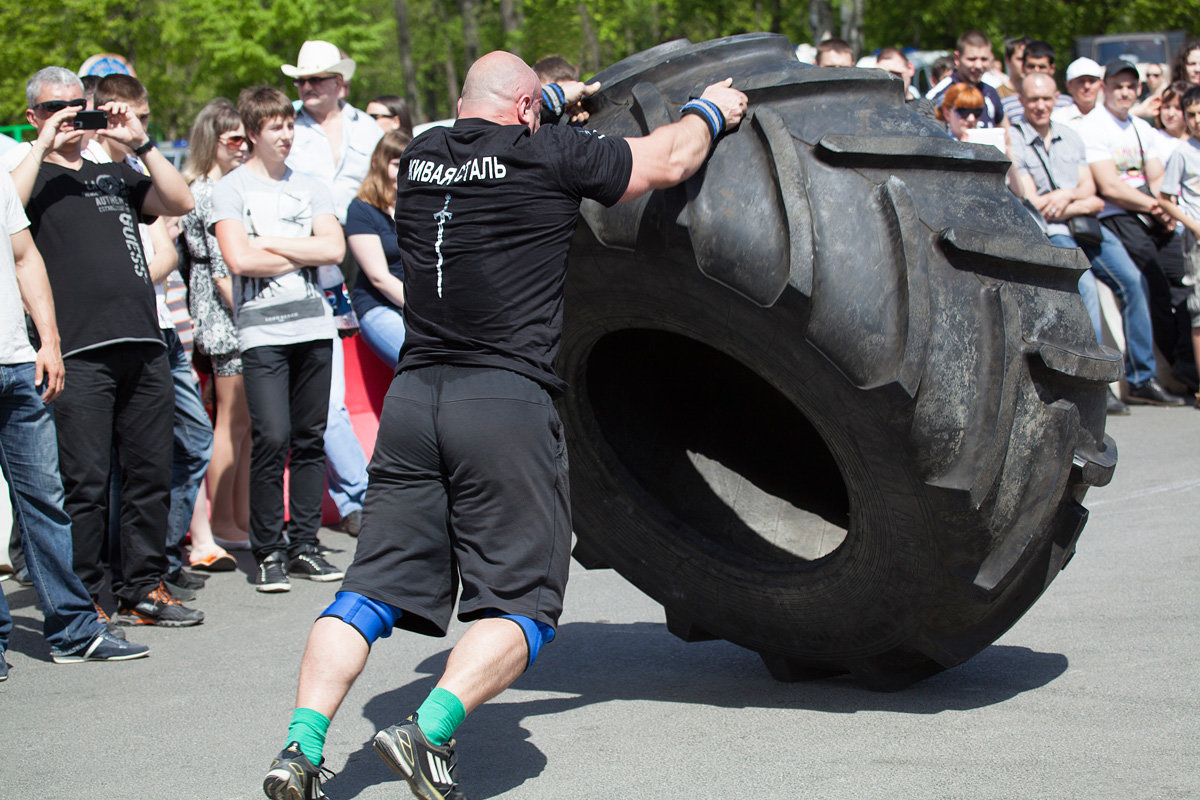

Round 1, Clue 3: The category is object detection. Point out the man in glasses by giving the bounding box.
[281,39,381,539]
[7,67,204,625]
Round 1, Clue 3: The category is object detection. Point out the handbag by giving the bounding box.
[1023,123,1105,247]
[1067,214,1105,247]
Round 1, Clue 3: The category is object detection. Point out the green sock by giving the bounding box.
[286,707,331,765]
[415,688,466,746]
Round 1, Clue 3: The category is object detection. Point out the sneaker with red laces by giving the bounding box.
[114,583,205,627]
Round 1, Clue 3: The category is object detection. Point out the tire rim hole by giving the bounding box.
[585,329,850,563]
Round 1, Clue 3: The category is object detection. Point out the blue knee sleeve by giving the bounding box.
[319,591,400,645]
[489,613,555,669]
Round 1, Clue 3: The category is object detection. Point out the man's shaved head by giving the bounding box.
[1019,72,1057,97]
[459,51,541,126]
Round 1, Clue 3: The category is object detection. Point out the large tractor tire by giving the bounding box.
[557,34,1121,689]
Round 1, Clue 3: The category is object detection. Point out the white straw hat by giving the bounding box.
[281,40,356,81]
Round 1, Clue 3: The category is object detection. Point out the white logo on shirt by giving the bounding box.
[433,194,453,298]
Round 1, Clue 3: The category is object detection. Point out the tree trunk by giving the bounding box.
[459,0,479,66]
[808,0,833,45]
[578,1,601,73]
[499,0,523,55]
[839,0,864,58]
[433,0,459,117]
[392,0,424,122]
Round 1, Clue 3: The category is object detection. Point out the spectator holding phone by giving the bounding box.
[11,67,205,625]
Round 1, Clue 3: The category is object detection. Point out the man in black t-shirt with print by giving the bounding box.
[11,67,202,627]
[263,51,747,800]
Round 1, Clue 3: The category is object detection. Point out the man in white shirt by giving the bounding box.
[281,40,382,536]
[1077,59,1196,398]
[1053,57,1104,131]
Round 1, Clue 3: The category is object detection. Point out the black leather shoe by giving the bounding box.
[1125,378,1187,407]
[1106,389,1130,415]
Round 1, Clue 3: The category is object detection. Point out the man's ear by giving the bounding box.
[26,108,37,128]
[516,94,535,126]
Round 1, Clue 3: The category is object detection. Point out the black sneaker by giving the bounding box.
[1106,388,1130,416]
[51,631,150,663]
[335,509,362,536]
[0,653,8,681]
[263,741,333,800]
[113,583,205,627]
[1125,378,1187,406]
[253,554,291,593]
[167,569,208,590]
[373,714,469,800]
[288,548,344,582]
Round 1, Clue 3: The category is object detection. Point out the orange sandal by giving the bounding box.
[189,548,237,572]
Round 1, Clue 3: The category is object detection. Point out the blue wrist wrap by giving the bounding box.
[542,83,567,120]
[680,98,724,141]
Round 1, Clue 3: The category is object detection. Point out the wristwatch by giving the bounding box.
[132,136,156,156]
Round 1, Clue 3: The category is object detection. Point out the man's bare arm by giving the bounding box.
[215,218,300,278]
[620,79,748,202]
[252,214,345,267]
[11,228,64,402]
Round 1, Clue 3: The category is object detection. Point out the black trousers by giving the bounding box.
[242,339,332,562]
[1103,214,1198,388]
[53,342,173,607]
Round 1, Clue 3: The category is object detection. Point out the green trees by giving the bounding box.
[0,0,1194,135]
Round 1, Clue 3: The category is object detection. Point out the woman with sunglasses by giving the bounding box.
[936,83,987,141]
[346,131,409,368]
[178,98,253,559]
[364,95,414,141]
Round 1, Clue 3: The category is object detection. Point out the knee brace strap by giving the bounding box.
[490,613,555,669]
[319,591,399,645]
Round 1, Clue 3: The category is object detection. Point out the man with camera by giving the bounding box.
[9,67,202,626]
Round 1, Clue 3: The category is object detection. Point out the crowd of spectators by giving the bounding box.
[4,30,1200,679]
[0,39,435,674]
[809,30,1200,413]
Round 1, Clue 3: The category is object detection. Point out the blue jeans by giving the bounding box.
[1051,230,1158,386]
[324,336,368,518]
[1049,234,1103,342]
[0,362,104,656]
[1081,226,1158,386]
[358,305,406,370]
[165,329,213,575]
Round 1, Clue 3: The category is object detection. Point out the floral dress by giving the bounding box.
[179,177,240,365]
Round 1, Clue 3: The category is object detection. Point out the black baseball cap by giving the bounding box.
[1103,59,1139,80]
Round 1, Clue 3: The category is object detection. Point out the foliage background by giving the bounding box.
[0,0,1195,137]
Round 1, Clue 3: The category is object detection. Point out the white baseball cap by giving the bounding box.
[1065,57,1103,83]
[281,40,356,81]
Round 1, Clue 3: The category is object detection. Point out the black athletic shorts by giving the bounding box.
[340,365,572,637]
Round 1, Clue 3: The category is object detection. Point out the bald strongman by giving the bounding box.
[263,51,747,800]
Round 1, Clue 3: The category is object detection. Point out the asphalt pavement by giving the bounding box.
[1,406,1197,800]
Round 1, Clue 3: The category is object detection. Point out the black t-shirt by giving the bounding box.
[347,197,404,318]
[27,160,160,357]
[394,118,632,394]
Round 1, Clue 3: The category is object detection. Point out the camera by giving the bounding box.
[73,110,108,130]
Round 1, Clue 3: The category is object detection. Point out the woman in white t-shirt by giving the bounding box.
[1155,82,1189,160]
